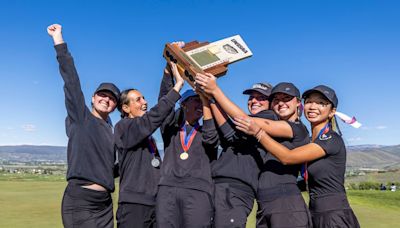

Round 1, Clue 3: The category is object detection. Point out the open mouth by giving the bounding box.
[306,112,318,118]
[99,101,109,108]
[278,106,289,112]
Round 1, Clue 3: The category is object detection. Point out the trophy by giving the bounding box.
[163,35,253,87]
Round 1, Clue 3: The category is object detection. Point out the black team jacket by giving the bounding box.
[55,43,117,192]
[114,89,180,206]
[157,71,218,195]
[211,110,278,194]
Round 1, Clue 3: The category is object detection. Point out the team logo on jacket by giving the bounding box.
[319,133,332,141]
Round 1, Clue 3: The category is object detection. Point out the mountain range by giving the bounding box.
[0,145,66,163]
[1,144,399,170]
[347,144,400,170]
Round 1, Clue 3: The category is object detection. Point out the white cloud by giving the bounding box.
[347,137,363,142]
[21,124,37,132]
[360,125,388,130]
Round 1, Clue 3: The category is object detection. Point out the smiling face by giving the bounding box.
[247,91,270,115]
[121,90,148,118]
[91,91,118,119]
[271,92,300,121]
[304,92,335,125]
[182,96,203,124]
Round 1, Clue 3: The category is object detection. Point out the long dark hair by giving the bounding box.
[118,88,137,119]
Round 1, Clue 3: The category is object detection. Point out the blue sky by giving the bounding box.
[0,0,399,146]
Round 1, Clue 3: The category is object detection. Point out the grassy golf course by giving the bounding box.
[1,173,399,228]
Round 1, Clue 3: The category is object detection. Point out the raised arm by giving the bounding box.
[195,73,295,138]
[252,118,293,138]
[159,62,184,135]
[195,73,247,119]
[158,64,175,101]
[234,117,325,165]
[198,92,217,144]
[209,101,239,143]
[116,61,183,149]
[47,24,64,45]
[115,89,181,150]
[209,101,229,127]
[48,24,87,123]
[198,92,219,161]
[198,92,213,122]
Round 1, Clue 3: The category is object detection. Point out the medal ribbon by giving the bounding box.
[180,123,200,152]
[147,136,158,157]
[302,123,330,181]
[317,123,330,139]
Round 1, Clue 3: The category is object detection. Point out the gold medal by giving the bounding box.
[180,123,199,161]
[180,152,189,160]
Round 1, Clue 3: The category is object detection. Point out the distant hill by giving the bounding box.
[1,144,399,169]
[0,145,66,163]
[347,145,400,170]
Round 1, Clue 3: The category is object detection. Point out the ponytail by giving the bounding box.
[330,115,342,136]
[117,88,137,119]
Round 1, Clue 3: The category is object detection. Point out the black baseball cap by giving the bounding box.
[302,85,338,108]
[270,82,300,98]
[243,82,273,97]
[94,82,121,102]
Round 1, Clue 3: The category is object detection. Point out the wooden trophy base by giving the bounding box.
[163,41,229,88]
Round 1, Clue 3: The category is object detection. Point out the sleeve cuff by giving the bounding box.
[203,119,216,130]
[165,89,181,104]
[219,121,235,136]
[54,43,69,56]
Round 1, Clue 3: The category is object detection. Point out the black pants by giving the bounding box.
[156,186,213,228]
[310,193,360,228]
[117,203,156,228]
[213,182,255,228]
[257,184,312,228]
[62,182,113,228]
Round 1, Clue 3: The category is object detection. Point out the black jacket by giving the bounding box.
[56,43,117,192]
[211,110,278,193]
[157,71,218,194]
[114,90,180,205]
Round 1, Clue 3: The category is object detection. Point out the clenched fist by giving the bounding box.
[47,24,64,45]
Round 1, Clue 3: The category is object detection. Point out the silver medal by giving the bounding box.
[151,157,160,167]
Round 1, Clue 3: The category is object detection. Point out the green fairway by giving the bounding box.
[1,176,399,228]
[0,181,66,228]
[347,190,400,228]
